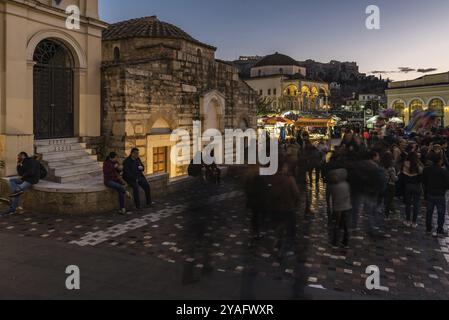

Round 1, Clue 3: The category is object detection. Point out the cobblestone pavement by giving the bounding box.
[1,176,449,300]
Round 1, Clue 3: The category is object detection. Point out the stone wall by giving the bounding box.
[101,37,257,176]
[80,136,106,160]
[0,173,172,215]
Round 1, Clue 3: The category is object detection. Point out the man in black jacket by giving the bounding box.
[4,152,41,216]
[123,148,152,210]
[423,156,449,237]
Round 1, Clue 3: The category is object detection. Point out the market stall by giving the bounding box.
[295,117,336,140]
[258,116,295,139]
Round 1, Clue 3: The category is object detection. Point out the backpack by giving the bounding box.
[188,160,203,177]
[39,163,48,180]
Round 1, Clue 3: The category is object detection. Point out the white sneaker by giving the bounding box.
[403,221,411,227]
[118,208,126,215]
[412,223,418,229]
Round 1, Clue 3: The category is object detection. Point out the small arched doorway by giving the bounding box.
[239,118,249,130]
[200,90,225,132]
[204,98,220,131]
[33,39,74,139]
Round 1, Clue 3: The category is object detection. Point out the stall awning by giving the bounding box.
[262,117,294,125]
[295,118,336,127]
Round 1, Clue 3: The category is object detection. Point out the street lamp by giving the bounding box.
[361,105,366,128]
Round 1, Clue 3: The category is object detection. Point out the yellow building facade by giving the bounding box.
[386,72,449,127]
[0,0,106,176]
[244,53,330,113]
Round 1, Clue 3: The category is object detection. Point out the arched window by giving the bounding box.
[301,85,311,97]
[33,39,73,67]
[319,87,328,97]
[284,85,299,97]
[150,118,171,135]
[409,99,424,113]
[428,98,444,117]
[113,47,120,63]
[392,100,406,119]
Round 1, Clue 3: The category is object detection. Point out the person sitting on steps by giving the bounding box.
[123,148,153,211]
[3,152,41,216]
[103,152,131,215]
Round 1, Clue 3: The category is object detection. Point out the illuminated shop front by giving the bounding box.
[386,72,449,127]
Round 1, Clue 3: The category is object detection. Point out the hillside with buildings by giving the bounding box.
[231,55,389,109]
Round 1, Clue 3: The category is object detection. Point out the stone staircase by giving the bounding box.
[35,138,103,184]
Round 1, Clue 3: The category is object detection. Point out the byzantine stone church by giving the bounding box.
[0,0,256,214]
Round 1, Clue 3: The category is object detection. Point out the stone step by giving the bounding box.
[58,170,103,184]
[36,143,87,154]
[35,138,80,146]
[53,162,102,177]
[42,149,94,162]
[34,137,103,185]
[46,155,98,167]
[48,157,99,169]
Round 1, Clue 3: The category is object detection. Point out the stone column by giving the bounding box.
[444,107,449,128]
[74,68,88,137]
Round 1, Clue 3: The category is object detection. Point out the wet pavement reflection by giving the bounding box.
[1,171,449,299]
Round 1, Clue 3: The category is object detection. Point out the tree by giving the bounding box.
[257,96,274,116]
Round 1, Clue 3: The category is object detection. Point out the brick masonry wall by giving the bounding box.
[101,38,257,168]
[80,136,106,160]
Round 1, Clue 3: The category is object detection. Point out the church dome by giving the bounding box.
[253,52,300,67]
[103,16,216,49]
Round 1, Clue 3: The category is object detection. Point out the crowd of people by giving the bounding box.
[4,122,449,255]
[245,124,449,254]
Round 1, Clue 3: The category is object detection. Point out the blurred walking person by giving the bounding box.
[423,156,449,237]
[402,152,423,228]
[244,164,267,240]
[382,153,398,220]
[270,163,300,255]
[315,139,329,184]
[328,168,352,248]
[360,151,387,235]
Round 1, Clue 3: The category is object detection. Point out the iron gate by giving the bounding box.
[33,39,74,139]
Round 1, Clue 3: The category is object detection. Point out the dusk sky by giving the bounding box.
[99,0,449,81]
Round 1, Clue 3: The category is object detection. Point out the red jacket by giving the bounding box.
[103,159,121,183]
[363,131,370,140]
